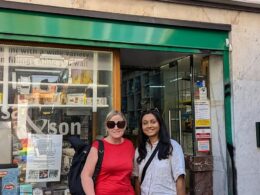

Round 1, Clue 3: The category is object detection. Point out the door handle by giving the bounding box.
[168,110,172,137]
[179,110,182,144]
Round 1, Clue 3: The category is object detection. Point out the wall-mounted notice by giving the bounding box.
[197,139,210,152]
[25,134,63,182]
[195,128,211,139]
[195,100,211,127]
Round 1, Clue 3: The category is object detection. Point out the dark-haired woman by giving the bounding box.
[133,109,186,195]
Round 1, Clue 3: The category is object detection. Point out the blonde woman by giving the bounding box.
[81,110,135,195]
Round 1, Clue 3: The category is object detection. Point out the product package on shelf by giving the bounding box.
[60,92,67,105]
[85,97,92,106]
[39,93,55,105]
[18,93,40,105]
[97,97,107,106]
[18,76,31,95]
[0,166,19,195]
[71,69,93,84]
[42,92,62,105]
[81,70,93,84]
[66,93,86,105]
[20,184,33,195]
[52,93,62,105]
[84,97,107,106]
[18,92,64,105]
[71,69,81,84]
[32,84,57,94]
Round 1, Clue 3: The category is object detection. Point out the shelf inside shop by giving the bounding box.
[5,81,109,88]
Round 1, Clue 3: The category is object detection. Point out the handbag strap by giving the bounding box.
[140,143,159,184]
[92,139,104,182]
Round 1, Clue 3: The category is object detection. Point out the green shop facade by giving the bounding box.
[0,3,232,195]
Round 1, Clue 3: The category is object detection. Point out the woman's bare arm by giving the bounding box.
[134,176,141,195]
[81,147,98,195]
[176,174,186,195]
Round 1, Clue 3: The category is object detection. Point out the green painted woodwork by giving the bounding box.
[0,33,202,53]
[224,51,232,145]
[223,50,233,195]
[0,8,228,51]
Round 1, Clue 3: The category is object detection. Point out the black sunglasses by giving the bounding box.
[106,121,126,129]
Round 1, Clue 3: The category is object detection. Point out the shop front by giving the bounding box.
[120,49,227,194]
[0,3,231,195]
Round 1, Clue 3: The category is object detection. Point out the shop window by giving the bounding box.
[0,44,113,192]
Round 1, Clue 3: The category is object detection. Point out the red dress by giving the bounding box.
[92,138,135,195]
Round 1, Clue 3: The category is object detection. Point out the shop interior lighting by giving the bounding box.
[170,78,183,83]
[149,85,165,88]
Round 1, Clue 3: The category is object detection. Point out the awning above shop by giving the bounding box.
[0,1,229,53]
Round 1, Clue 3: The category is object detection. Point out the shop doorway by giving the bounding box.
[121,48,227,194]
[120,49,211,155]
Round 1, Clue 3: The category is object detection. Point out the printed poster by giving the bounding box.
[197,139,210,152]
[25,134,63,182]
[195,100,211,127]
[195,128,211,139]
[0,167,19,195]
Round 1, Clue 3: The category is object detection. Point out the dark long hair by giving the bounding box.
[137,109,173,164]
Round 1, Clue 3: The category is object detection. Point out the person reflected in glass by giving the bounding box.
[133,109,186,195]
[81,110,135,195]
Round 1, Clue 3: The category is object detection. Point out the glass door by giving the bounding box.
[161,56,194,155]
[162,54,210,155]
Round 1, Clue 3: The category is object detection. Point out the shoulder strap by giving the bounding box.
[140,143,159,184]
[92,139,104,182]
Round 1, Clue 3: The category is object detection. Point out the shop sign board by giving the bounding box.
[0,107,81,136]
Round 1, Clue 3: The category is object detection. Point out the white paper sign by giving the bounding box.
[196,128,211,139]
[197,139,210,152]
[195,100,211,127]
[25,133,63,182]
[199,87,207,100]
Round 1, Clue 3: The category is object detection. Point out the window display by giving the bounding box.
[0,44,113,192]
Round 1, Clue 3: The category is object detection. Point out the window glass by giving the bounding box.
[0,45,112,191]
